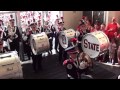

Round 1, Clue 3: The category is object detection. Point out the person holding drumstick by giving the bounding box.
[28,22,43,73]
[63,46,80,79]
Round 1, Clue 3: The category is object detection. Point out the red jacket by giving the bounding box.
[106,23,119,40]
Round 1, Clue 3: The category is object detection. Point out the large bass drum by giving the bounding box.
[0,51,23,79]
[30,32,50,55]
[81,31,110,58]
[59,29,76,49]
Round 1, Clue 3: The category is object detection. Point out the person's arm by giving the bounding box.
[106,24,111,31]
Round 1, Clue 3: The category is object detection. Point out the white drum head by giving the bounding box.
[30,32,50,55]
[59,29,76,49]
[59,31,69,49]
[81,33,100,58]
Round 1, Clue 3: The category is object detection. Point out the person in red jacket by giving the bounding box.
[106,17,120,42]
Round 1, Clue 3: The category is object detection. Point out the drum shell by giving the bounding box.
[0,51,23,79]
[81,31,110,58]
[59,29,76,49]
[30,32,50,55]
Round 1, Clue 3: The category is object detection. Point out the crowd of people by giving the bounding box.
[76,16,120,65]
[0,13,120,79]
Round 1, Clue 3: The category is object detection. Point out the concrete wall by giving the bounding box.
[106,11,120,25]
[63,11,83,30]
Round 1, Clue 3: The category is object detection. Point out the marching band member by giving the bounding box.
[58,19,66,63]
[54,16,60,53]
[37,20,44,33]
[47,29,53,54]
[106,17,119,42]
[63,46,80,79]
[28,22,43,73]
[0,20,4,39]
[81,16,88,24]
[77,21,86,53]
[7,18,21,55]
[22,21,31,60]
[0,20,9,51]
[43,20,53,54]
[63,46,92,79]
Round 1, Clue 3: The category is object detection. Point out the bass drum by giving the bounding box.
[81,31,110,58]
[59,29,76,49]
[0,51,23,79]
[30,32,50,55]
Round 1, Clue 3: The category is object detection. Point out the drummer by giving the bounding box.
[58,19,67,63]
[23,21,31,60]
[29,21,43,73]
[7,18,21,55]
[37,20,44,33]
[63,46,80,79]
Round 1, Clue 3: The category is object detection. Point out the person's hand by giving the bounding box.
[114,32,117,37]
[108,28,113,31]
[117,35,119,38]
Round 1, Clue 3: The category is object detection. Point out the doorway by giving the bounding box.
[83,11,105,26]
[93,11,104,25]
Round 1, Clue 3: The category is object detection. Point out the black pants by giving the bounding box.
[49,39,53,51]
[63,51,68,61]
[32,54,42,72]
[55,37,59,51]
[24,43,31,60]
[78,43,83,53]
[59,50,63,62]
[9,41,19,55]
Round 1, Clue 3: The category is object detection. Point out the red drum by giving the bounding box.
[81,31,110,58]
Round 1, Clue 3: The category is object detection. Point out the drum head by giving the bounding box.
[59,32,68,49]
[59,29,76,49]
[81,33,100,58]
[30,32,50,55]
